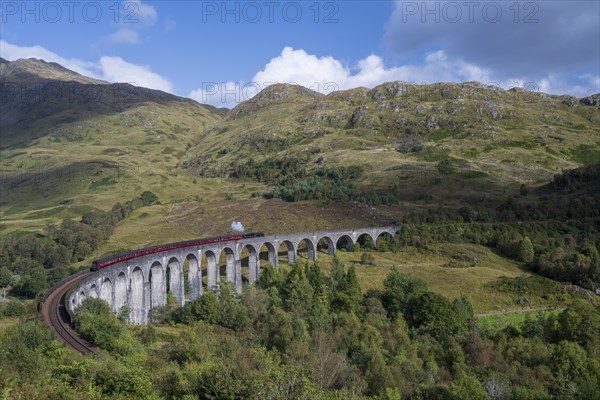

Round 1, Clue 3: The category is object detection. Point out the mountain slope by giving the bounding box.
[185,82,600,199]
[0,57,106,84]
[0,58,225,148]
[0,58,224,228]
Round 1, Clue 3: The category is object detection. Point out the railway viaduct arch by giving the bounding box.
[68,226,399,324]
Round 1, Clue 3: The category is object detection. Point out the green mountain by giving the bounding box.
[1,59,599,232]
[186,82,599,198]
[0,58,224,230]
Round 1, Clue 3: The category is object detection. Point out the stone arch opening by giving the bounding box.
[167,257,183,305]
[186,254,200,300]
[219,247,235,285]
[259,242,277,268]
[316,236,335,256]
[183,258,190,298]
[297,238,316,261]
[78,291,86,307]
[204,250,218,289]
[336,235,354,252]
[277,240,296,265]
[100,278,113,307]
[149,261,165,309]
[356,233,375,251]
[115,272,127,313]
[89,284,99,299]
[130,267,144,324]
[376,231,394,251]
[241,244,258,285]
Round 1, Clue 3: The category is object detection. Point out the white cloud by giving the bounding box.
[253,47,599,97]
[187,46,598,108]
[100,56,173,92]
[251,47,479,93]
[1,41,174,94]
[105,0,159,44]
[129,0,158,26]
[108,29,140,44]
[188,81,253,108]
[251,47,495,93]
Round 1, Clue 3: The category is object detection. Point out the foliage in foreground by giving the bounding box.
[2,259,599,399]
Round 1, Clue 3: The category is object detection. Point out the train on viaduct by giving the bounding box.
[67,226,399,324]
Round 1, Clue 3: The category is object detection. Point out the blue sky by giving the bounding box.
[1,1,598,107]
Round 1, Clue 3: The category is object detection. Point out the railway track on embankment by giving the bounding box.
[40,271,99,356]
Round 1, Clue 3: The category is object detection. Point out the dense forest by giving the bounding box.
[1,259,598,399]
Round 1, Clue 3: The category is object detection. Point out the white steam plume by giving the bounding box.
[231,221,245,232]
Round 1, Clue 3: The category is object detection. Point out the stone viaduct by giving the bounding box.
[67,226,399,324]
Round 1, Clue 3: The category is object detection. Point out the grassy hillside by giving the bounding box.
[0,58,224,232]
[1,59,598,315]
[186,82,599,204]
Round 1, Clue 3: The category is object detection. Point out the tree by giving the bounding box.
[452,295,475,329]
[75,297,128,353]
[361,252,375,266]
[382,267,427,319]
[330,255,348,311]
[14,266,48,298]
[0,321,54,381]
[517,236,535,263]
[343,265,363,314]
[219,282,250,330]
[306,261,327,303]
[177,291,221,325]
[282,263,315,315]
[405,292,468,339]
[451,374,487,400]
[0,266,12,287]
[520,183,529,196]
[485,377,506,400]
[328,257,362,314]
[139,191,160,205]
[551,341,596,387]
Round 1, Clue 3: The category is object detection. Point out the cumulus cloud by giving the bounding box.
[108,29,140,44]
[188,46,598,108]
[251,47,535,93]
[1,41,175,93]
[99,56,173,92]
[252,47,499,92]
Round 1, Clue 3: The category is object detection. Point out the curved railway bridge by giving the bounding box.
[40,271,99,355]
[62,226,398,325]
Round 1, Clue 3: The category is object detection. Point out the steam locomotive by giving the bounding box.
[91,232,264,271]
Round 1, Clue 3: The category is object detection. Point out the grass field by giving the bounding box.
[477,309,562,329]
[272,243,589,314]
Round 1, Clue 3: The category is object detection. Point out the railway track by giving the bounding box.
[40,272,99,356]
